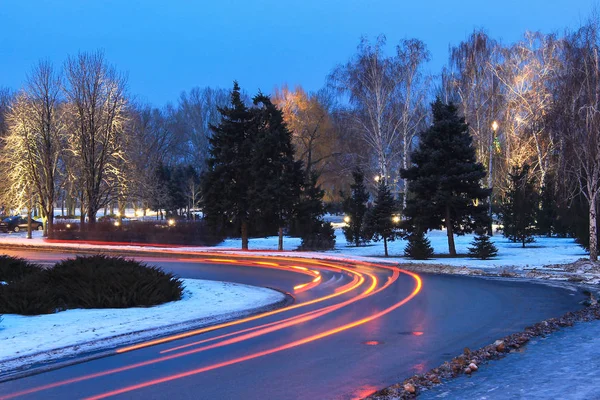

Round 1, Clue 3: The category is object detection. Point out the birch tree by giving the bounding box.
[559,19,600,261]
[329,35,404,184]
[396,39,430,208]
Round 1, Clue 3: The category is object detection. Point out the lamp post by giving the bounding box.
[489,121,499,236]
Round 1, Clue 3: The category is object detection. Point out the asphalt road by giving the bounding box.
[0,249,584,400]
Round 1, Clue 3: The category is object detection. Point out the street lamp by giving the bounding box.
[343,216,351,224]
[392,215,400,224]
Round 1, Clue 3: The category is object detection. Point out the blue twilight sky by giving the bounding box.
[0,0,597,106]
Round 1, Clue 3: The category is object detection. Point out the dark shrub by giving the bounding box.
[47,255,183,309]
[0,272,58,315]
[0,255,183,315]
[404,231,434,260]
[0,255,44,283]
[52,220,223,246]
[299,222,336,251]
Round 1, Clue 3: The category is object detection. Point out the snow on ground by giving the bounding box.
[0,279,285,371]
[0,222,588,271]
[421,320,600,400]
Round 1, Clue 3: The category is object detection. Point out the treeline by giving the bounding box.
[3,12,600,257]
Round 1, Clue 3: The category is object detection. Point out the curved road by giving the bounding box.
[0,249,584,399]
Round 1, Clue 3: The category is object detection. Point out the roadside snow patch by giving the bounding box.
[0,279,285,371]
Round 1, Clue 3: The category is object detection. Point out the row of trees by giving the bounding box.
[4,13,600,258]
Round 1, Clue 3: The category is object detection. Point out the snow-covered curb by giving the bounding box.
[0,279,287,377]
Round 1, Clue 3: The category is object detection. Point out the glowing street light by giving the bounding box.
[374,175,380,182]
[168,219,176,227]
[343,216,351,224]
[492,120,499,132]
[114,221,120,227]
[392,215,400,224]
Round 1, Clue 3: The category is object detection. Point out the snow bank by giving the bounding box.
[0,279,285,370]
[421,320,600,399]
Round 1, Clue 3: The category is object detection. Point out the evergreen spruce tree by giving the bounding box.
[295,173,336,250]
[365,181,402,257]
[342,168,370,246]
[201,82,255,249]
[468,233,498,259]
[537,175,556,237]
[501,164,538,247]
[401,98,490,256]
[404,230,434,260]
[251,94,304,250]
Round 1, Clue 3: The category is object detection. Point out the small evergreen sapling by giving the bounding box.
[468,233,498,260]
[365,181,402,257]
[501,164,538,247]
[404,231,434,260]
[342,168,370,246]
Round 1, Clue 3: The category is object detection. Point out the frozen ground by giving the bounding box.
[0,221,588,270]
[0,279,285,372]
[421,320,600,400]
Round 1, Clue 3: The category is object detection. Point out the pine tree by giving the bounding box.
[501,164,538,247]
[295,173,336,250]
[342,168,370,246]
[365,181,402,257]
[401,98,490,256]
[201,82,255,249]
[468,233,498,259]
[537,174,556,237]
[404,231,434,260]
[251,94,304,250]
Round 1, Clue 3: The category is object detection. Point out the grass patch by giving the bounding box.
[0,255,183,315]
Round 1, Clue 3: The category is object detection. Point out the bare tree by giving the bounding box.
[63,51,128,224]
[175,87,229,170]
[3,61,64,236]
[396,38,431,208]
[329,35,404,185]
[494,32,562,187]
[449,31,503,232]
[559,18,600,261]
[0,87,14,139]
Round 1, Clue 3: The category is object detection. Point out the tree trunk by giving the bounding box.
[488,130,494,236]
[241,220,249,250]
[87,205,96,224]
[27,198,32,240]
[384,237,388,257]
[446,206,456,256]
[590,197,598,261]
[47,215,53,240]
[278,226,284,251]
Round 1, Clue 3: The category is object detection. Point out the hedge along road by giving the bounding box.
[0,248,584,400]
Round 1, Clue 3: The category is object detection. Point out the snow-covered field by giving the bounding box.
[217,226,587,270]
[0,279,285,371]
[0,222,587,270]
